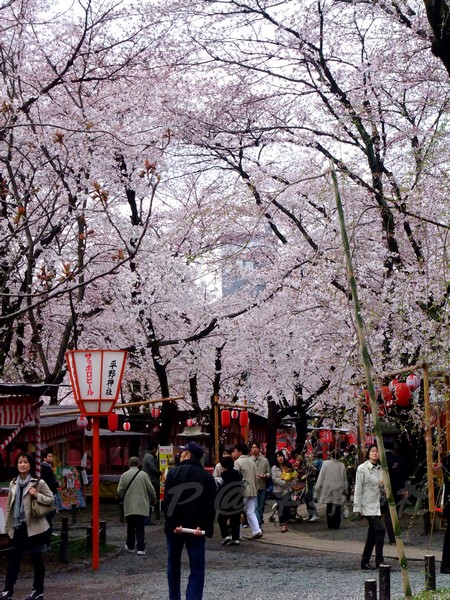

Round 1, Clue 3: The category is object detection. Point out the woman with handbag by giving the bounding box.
[2,452,54,600]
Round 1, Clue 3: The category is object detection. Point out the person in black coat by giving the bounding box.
[163,441,216,600]
[216,456,244,545]
[39,450,59,536]
[441,453,450,574]
[382,442,408,544]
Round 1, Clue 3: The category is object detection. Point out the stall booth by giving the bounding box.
[83,427,146,499]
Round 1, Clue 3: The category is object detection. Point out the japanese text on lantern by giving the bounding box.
[105,360,117,396]
[85,353,94,396]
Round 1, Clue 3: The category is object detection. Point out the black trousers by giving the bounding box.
[217,512,241,541]
[274,492,293,525]
[4,523,45,594]
[362,516,385,567]
[126,514,146,552]
[326,503,341,529]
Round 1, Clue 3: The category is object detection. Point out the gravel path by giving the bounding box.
[1,505,448,600]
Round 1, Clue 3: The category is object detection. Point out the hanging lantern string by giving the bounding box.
[38,396,185,419]
[218,402,253,410]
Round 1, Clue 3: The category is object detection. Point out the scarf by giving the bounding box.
[12,474,31,529]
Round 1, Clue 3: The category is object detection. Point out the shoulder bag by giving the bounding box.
[120,470,141,501]
[31,480,56,518]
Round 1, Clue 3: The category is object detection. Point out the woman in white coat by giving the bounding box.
[2,452,54,600]
[353,445,386,570]
[314,450,348,529]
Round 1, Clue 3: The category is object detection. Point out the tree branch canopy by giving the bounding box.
[423,0,450,75]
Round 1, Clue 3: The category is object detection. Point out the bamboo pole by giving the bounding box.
[332,166,412,599]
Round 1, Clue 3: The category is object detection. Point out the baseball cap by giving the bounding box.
[179,441,204,460]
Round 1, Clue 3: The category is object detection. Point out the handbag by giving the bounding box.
[30,481,56,518]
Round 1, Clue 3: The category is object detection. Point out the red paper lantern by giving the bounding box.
[123,421,131,431]
[186,419,194,427]
[379,386,393,408]
[77,416,88,429]
[108,412,119,432]
[392,382,412,407]
[221,409,231,428]
[151,407,161,419]
[231,410,239,420]
[406,373,420,391]
[239,411,249,427]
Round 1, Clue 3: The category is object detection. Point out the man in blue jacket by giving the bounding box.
[163,441,216,600]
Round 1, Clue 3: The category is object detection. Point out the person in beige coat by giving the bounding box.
[117,457,156,555]
[314,450,348,529]
[2,452,54,600]
[232,443,263,539]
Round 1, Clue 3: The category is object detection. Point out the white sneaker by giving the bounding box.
[228,540,240,545]
[308,515,319,522]
[136,550,145,555]
[221,536,232,545]
[124,544,135,553]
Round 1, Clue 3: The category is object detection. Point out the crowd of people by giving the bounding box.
[5,438,450,600]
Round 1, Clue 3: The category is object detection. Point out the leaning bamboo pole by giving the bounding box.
[332,167,413,599]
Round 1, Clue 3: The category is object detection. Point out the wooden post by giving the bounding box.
[91,417,100,570]
[425,555,436,591]
[446,375,450,454]
[379,564,391,600]
[364,579,377,600]
[358,397,366,464]
[59,516,69,563]
[213,393,219,464]
[423,365,435,514]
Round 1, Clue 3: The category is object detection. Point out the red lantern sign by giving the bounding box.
[231,410,239,420]
[406,373,420,391]
[66,349,127,416]
[123,421,131,431]
[239,410,249,428]
[77,416,88,429]
[151,407,161,419]
[108,412,119,432]
[221,410,231,428]
[186,419,194,427]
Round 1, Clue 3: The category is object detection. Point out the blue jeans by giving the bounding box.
[255,489,267,525]
[166,532,206,600]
